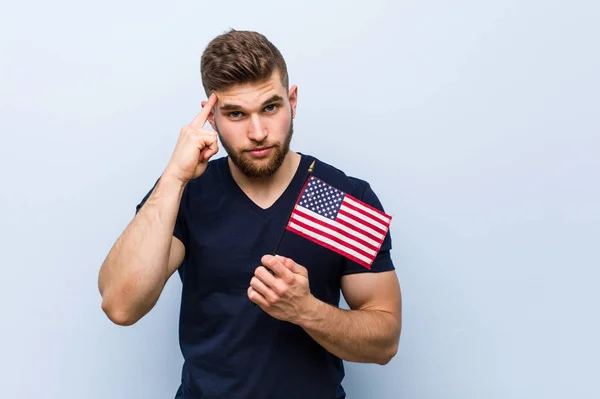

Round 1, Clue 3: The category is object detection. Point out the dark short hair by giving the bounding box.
[200,29,289,96]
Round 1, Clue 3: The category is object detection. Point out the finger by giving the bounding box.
[255,266,278,288]
[200,147,216,162]
[190,93,217,128]
[202,139,219,161]
[277,255,308,278]
[262,255,294,284]
[248,287,269,307]
[195,131,217,149]
[250,277,278,303]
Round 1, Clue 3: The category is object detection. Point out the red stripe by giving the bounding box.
[290,209,380,252]
[290,216,376,260]
[345,193,390,219]
[341,199,390,227]
[338,207,387,236]
[286,225,372,269]
[336,217,382,243]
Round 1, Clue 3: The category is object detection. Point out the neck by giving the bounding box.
[228,151,301,195]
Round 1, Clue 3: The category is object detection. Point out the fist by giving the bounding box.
[164,93,219,183]
[248,255,315,324]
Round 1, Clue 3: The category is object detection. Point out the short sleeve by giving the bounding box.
[340,182,395,275]
[135,177,189,249]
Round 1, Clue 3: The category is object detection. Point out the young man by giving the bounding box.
[98,29,402,399]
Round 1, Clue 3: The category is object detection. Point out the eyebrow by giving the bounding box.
[219,95,284,112]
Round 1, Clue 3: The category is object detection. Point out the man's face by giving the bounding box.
[207,70,298,178]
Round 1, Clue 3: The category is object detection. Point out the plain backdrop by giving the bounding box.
[1,1,598,398]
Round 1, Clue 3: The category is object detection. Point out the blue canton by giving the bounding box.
[298,177,345,220]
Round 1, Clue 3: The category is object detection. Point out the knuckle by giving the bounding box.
[274,282,288,296]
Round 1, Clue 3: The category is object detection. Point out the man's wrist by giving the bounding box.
[160,170,188,190]
[295,295,325,330]
[145,173,187,207]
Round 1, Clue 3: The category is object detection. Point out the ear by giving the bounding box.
[288,85,298,119]
[201,99,218,131]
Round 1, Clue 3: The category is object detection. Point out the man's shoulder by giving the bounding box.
[181,156,227,206]
[185,156,226,188]
[135,156,226,213]
[306,154,373,200]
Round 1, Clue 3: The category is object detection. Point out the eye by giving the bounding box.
[264,104,278,112]
[228,111,243,119]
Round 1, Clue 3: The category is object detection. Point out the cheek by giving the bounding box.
[218,120,246,139]
[271,113,291,132]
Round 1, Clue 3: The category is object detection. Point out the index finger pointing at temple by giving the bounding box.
[190,93,217,128]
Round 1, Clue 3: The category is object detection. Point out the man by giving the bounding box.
[98,29,402,399]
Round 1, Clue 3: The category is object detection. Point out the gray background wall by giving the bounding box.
[1,1,598,398]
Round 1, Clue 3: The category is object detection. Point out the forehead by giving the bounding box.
[215,71,286,109]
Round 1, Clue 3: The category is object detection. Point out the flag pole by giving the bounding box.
[254,160,316,306]
[273,159,316,256]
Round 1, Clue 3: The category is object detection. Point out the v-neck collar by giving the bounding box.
[219,152,313,218]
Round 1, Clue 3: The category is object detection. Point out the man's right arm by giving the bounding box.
[98,175,186,326]
[98,92,219,326]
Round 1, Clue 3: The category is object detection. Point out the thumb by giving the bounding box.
[202,141,218,162]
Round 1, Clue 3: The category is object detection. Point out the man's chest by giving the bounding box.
[182,208,344,301]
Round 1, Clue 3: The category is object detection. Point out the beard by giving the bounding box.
[215,118,294,179]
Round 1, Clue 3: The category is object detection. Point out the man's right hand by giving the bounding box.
[163,93,219,184]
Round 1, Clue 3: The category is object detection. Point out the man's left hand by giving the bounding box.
[248,255,315,324]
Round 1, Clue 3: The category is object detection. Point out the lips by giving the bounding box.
[248,146,272,152]
[247,146,273,157]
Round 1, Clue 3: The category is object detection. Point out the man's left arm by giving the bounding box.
[248,255,402,365]
[301,269,401,365]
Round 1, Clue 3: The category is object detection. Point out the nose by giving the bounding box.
[247,114,267,143]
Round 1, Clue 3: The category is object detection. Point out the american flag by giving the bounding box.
[285,176,392,269]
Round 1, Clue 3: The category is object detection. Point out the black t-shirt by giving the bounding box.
[136,153,394,399]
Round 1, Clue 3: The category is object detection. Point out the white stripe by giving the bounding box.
[294,206,380,247]
[290,213,377,256]
[337,212,385,240]
[340,202,387,232]
[344,196,391,224]
[288,222,373,264]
